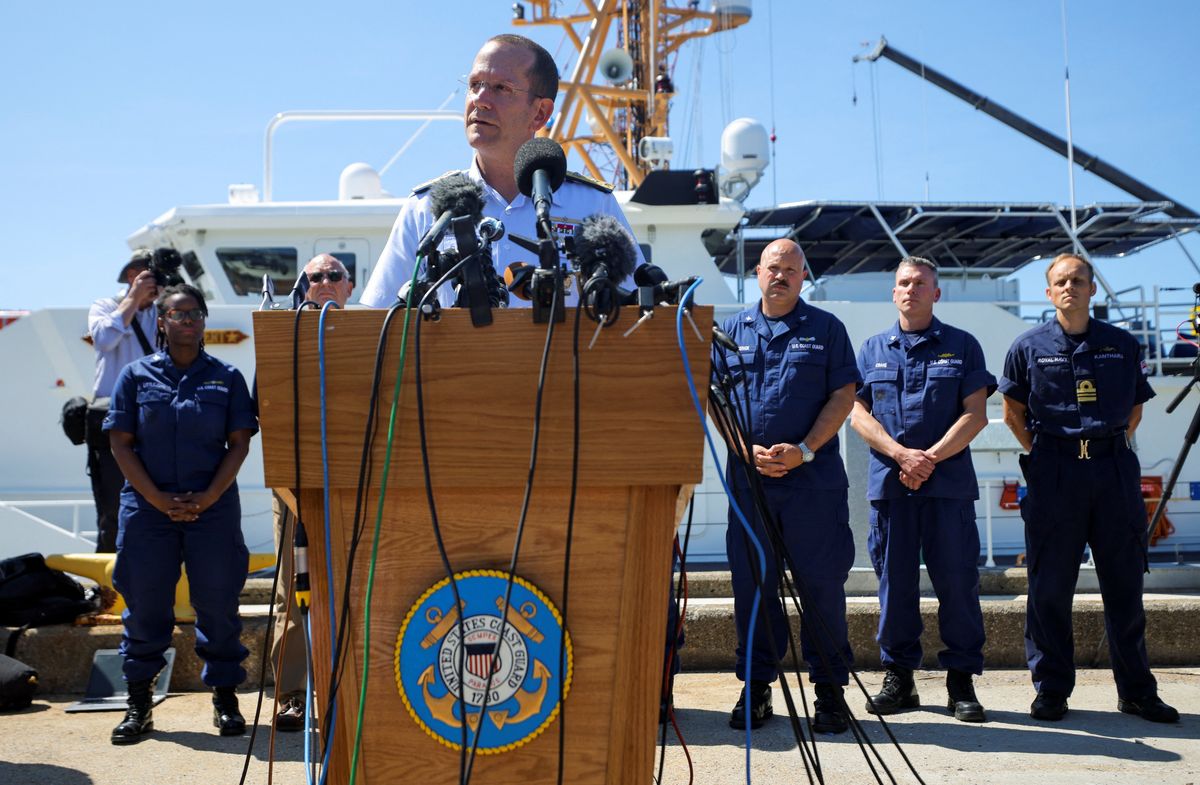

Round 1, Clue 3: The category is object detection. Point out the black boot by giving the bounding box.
[1118,694,1180,724]
[946,669,986,722]
[865,665,919,715]
[212,686,246,736]
[111,679,154,745]
[729,680,773,729]
[812,683,849,734]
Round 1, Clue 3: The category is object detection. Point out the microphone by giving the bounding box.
[712,324,739,353]
[633,263,668,288]
[504,262,536,301]
[573,214,637,286]
[416,174,486,258]
[514,138,567,224]
[478,216,505,245]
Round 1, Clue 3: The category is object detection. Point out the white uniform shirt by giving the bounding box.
[360,157,645,309]
[89,291,159,398]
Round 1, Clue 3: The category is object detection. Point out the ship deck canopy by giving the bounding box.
[705,200,1200,279]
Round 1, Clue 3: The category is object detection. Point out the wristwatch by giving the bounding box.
[796,442,815,464]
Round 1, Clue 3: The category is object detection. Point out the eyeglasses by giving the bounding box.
[308,270,345,284]
[164,308,206,323]
[459,76,538,100]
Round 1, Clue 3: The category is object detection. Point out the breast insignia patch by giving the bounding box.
[1076,378,1097,404]
[395,570,572,754]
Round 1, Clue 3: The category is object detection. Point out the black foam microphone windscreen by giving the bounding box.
[429,173,486,220]
[514,137,568,199]
[573,214,637,285]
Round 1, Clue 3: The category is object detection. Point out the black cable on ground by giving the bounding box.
[710,348,926,784]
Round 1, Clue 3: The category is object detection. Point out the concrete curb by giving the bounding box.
[8,594,1199,693]
[680,595,1200,671]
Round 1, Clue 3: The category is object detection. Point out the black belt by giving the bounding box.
[1032,433,1128,460]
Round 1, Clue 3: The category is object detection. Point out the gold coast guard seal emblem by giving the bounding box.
[394,570,573,753]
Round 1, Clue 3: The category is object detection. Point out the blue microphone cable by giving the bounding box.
[672,280,767,784]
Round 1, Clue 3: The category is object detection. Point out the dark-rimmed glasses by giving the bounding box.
[308,271,345,284]
[164,308,206,323]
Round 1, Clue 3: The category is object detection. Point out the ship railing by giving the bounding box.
[991,286,1196,377]
[0,499,97,548]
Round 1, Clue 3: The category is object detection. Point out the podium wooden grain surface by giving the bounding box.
[254,306,711,785]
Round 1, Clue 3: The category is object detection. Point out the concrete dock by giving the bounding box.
[2,565,1198,783]
[0,668,1195,784]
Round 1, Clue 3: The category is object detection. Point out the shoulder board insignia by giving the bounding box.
[564,170,613,193]
[411,170,467,196]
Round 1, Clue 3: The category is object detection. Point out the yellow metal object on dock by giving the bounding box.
[45,552,276,622]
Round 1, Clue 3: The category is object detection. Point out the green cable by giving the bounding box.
[348,261,422,784]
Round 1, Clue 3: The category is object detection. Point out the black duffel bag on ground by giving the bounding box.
[0,653,37,710]
[0,554,96,628]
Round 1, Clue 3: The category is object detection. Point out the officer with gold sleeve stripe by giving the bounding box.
[999,252,1178,724]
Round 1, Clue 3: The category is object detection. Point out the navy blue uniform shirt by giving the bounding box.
[999,317,1154,439]
[857,317,996,500]
[719,299,861,489]
[104,351,258,505]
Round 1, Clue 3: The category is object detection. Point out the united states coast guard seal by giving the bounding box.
[394,570,573,753]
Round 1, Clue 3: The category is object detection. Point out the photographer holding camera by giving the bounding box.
[85,248,183,552]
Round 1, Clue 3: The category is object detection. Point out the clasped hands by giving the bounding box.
[151,490,217,523]
[895,447,938,490]
[752,443,803,478]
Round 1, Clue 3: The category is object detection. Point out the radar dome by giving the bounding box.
[339,162,386,200]
[712,0,752,24]
[720,118,769,201]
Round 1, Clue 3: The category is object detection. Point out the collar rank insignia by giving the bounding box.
[395,570,572,753]
[1076,378,1097,404]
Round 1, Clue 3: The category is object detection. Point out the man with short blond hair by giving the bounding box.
[852,256,994,722]
[1000,252,1178,723]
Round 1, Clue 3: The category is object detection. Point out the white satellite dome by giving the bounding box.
[720,118,769,201]
[712,0,752,21]
[338,162,386,200]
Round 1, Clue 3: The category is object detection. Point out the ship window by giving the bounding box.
[215,247,299,297]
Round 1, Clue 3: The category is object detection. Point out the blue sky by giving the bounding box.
[3,1,1197,310]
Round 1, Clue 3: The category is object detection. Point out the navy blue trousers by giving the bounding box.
[113,492,249,686]
[727,485,854,684]
[868,497,985,673]
[1020,443,1156,699]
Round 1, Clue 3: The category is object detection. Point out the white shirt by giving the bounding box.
[88,291,158,398]
[360,158,646,309]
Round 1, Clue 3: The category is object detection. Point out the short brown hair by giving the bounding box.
[1045,252,1095,283]
[485,34,559,103]
[896,255,939,284]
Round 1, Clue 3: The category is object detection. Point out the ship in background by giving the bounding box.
[2,0,1197,569]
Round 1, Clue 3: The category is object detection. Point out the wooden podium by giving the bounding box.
[253,306,711,785]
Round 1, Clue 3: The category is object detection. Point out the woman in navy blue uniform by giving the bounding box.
[104,283,258,744]
[1000,253,1177,724]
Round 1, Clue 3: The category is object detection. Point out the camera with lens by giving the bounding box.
[149,248,185,287]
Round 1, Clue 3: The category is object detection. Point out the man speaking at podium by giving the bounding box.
[360,33,643,308]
